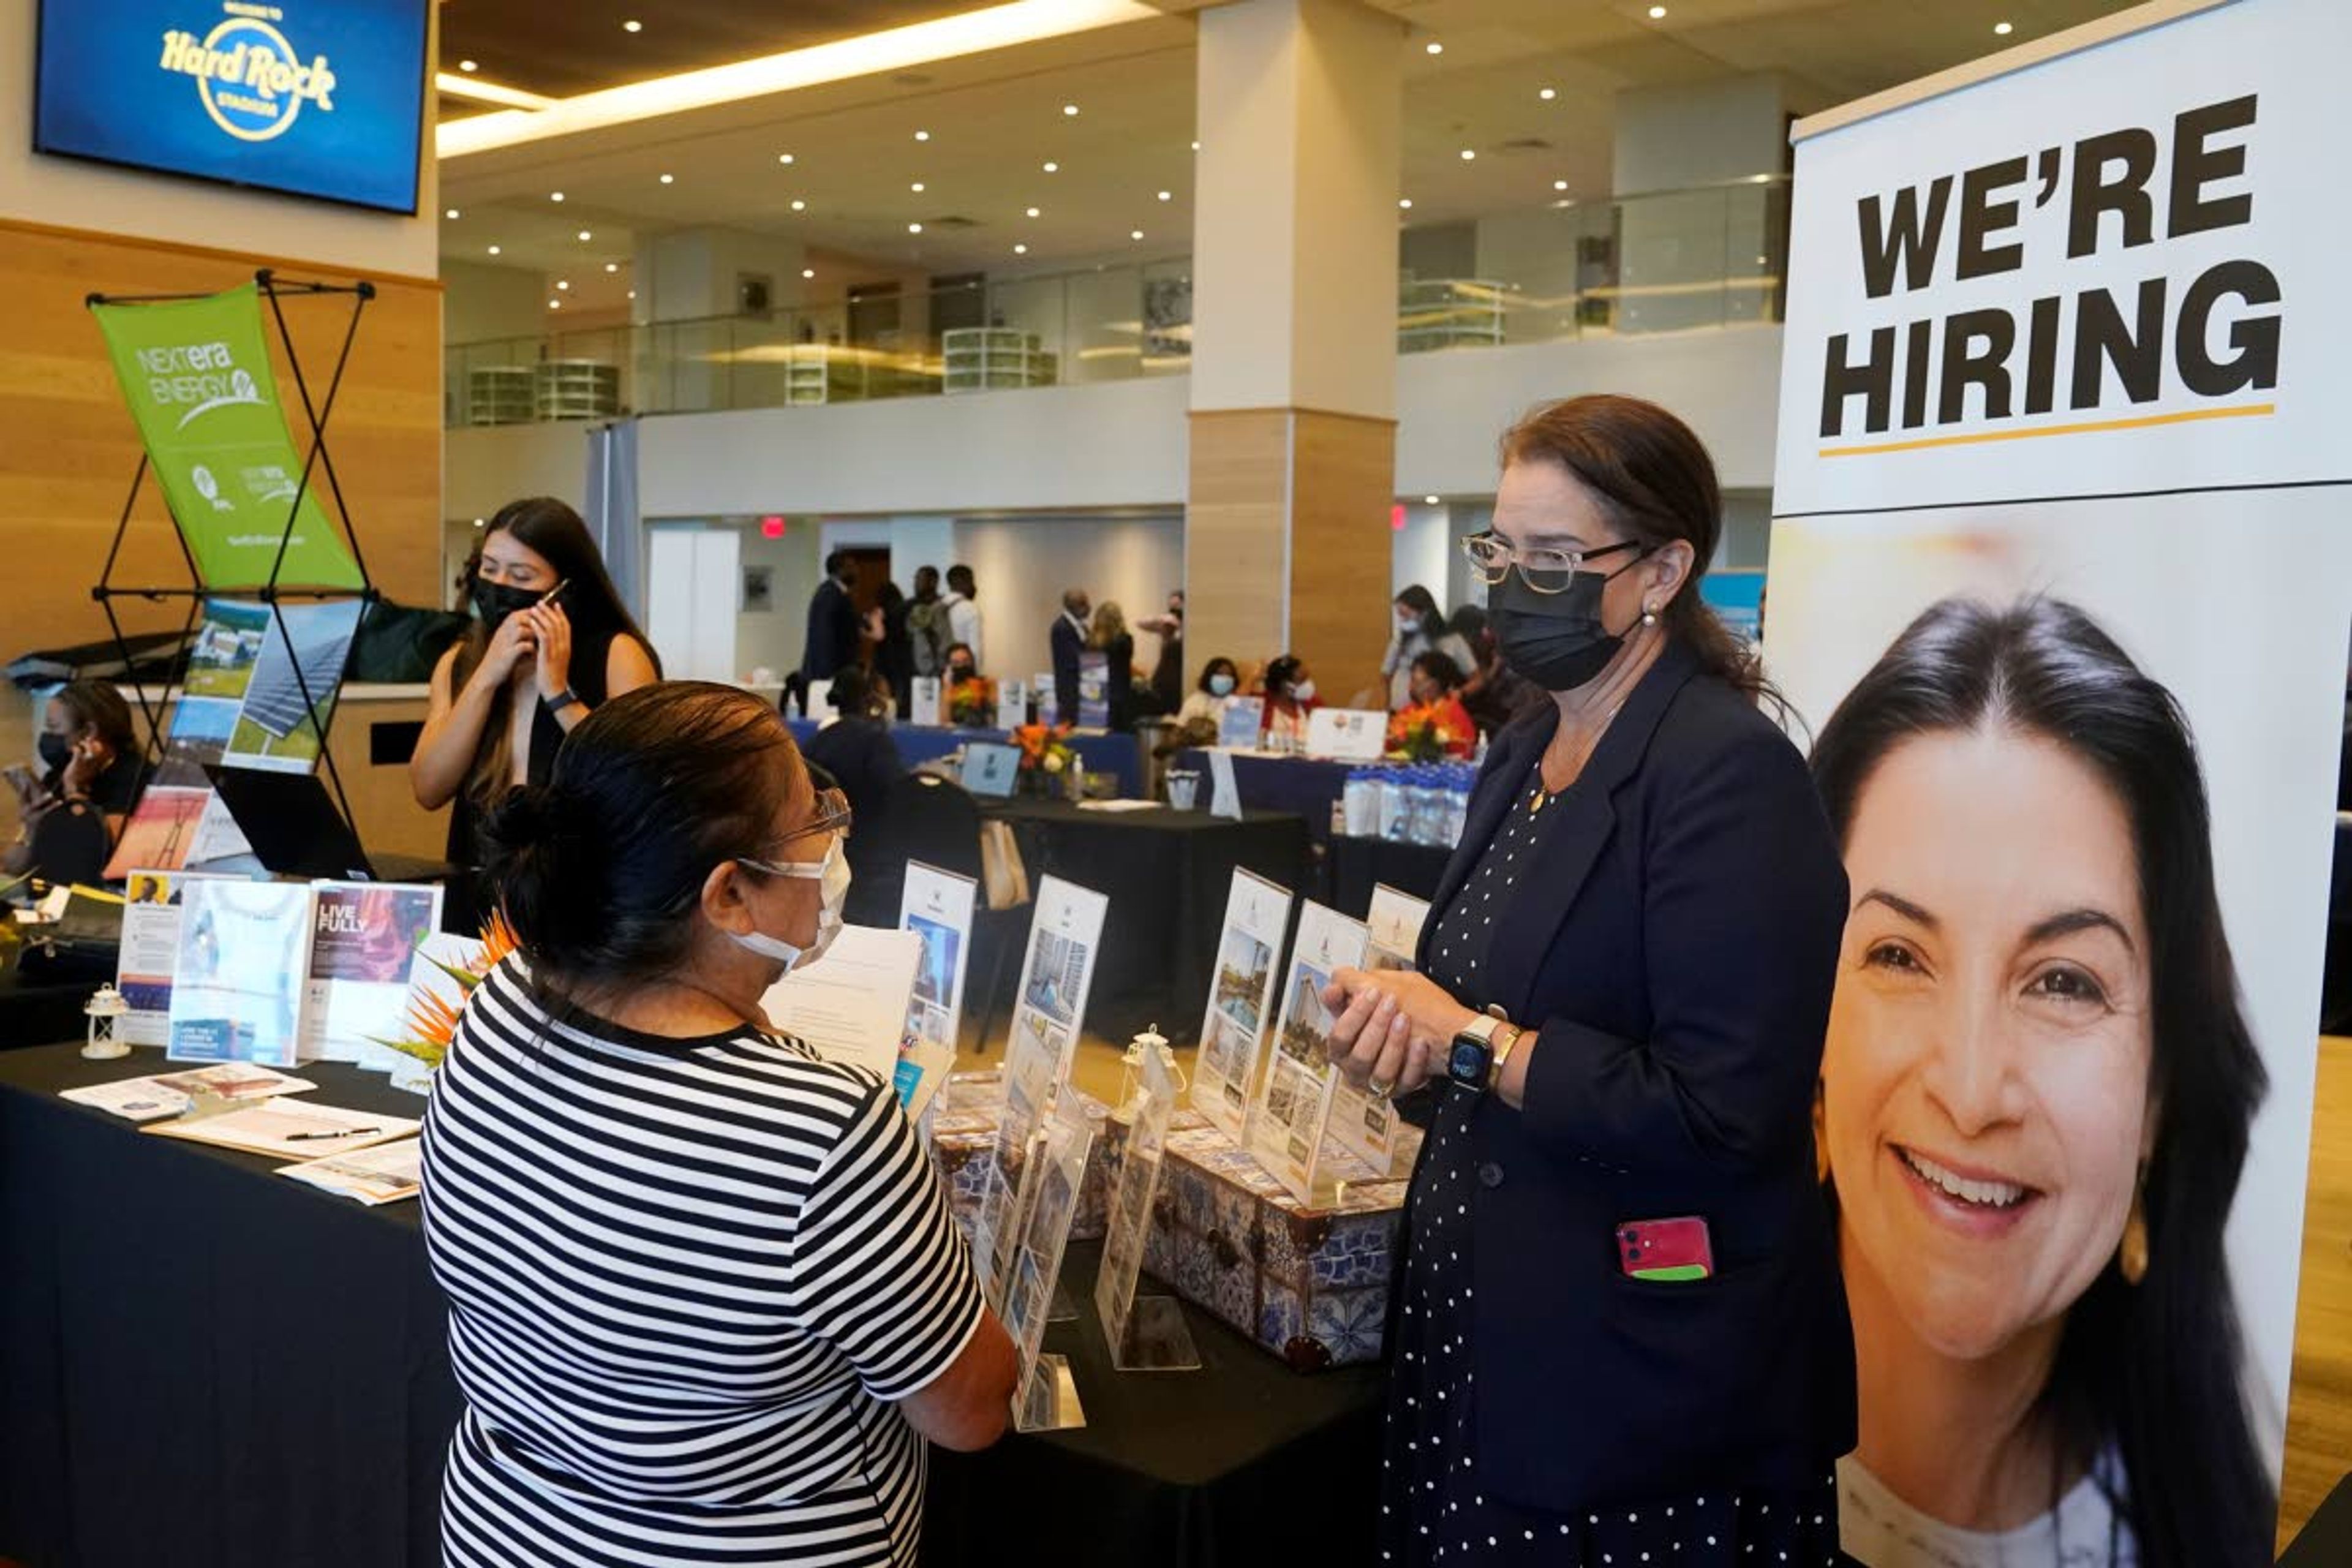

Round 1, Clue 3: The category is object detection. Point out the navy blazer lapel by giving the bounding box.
[1481,642,1703,1020]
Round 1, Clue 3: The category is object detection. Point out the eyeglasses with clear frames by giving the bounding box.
[1460,533,1645,595]
[737,786,852,878]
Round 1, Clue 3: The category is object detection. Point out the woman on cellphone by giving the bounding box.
[410,497,659,867]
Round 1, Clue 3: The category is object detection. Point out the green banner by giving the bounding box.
[89,282,363,590]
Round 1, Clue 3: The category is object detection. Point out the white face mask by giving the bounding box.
[732,837,851,970]
[1291,679,1317,703]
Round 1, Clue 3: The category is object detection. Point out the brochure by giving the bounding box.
[1077,651,1110,728]
[217,597,365,775]
[146,1099,418,1158]
[301,882,443,1064]
[276,1138,424,1206]
[115,869,242,1046]
[1095,1039,1180,1355]
[898,862,978,1117]
[1305,707,1387,762]
[166,879,317,1066]
[994,678,1029,732]
[1326,885,1434,1175]
[1216,696,1265,752]
[60,1062,316,1123]
[1191,868,1295,1145]
[760,925,923,1080]
[909,676,943,728]
[1248,900,1368,1204]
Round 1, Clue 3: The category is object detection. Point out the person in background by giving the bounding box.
[1397,650,1477,758]
[867,579,914,718]
[4,680,145,879]
[1321,393,1852,1567]
[1450,603,1542,736]
[905,566,950,685]
[1089,600,1138,731]
[412,496,660,869]
[1811,596,2272,1568]
[1140,589,1186,713]
[1260,654,1321,750]
[1050,588,1091,726]
[943,564,984,671]
[802,551,862,688]
[424,682,1015,1567]
[1382,584,1476,710]
[803,668,908,903]
[943,642,980,685]
[1175,656,1241,733]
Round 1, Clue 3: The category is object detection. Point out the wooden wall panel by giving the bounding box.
[1289,409,1397,708]
[1184,409,1292,688]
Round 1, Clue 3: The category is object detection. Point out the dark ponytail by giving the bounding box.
[480,682,804,986]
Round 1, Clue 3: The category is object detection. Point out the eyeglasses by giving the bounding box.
[1461,532,1645,595]
[738,786,851,876]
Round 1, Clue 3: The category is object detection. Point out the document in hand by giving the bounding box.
[760,925,924,1080]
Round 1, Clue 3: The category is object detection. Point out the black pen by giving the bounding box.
[285,1126,379,1141]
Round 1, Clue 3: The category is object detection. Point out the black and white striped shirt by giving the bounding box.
[421,959,984,1567]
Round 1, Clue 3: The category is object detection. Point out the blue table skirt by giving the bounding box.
[1172,749,1354,844]
[787,718,1143,799]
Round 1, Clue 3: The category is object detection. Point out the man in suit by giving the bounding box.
[801,552,861,687]
[1049,589,1091,726]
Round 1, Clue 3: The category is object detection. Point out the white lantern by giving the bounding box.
[82,984,130,1061]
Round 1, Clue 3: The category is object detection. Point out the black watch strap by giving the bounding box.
[543,688,581,712]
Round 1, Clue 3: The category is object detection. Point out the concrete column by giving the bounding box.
[1186,0,1402,704]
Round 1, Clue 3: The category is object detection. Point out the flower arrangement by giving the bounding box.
[371,911,519,1071]
[1386,701,1473,763]
[1016,722,1077,776]
[949,675,996,727]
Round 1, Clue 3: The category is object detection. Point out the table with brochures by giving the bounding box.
[0,1040,1387,1568]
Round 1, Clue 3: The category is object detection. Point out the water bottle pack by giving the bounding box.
[1344,763,1476,848]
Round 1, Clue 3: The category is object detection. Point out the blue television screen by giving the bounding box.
[35,0,431,215]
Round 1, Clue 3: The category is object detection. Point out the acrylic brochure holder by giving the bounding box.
[1095,1038,1200,1373]
[1003,1096,1098,1433]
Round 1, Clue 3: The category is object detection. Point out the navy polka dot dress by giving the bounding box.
[1375,756,1840,1567]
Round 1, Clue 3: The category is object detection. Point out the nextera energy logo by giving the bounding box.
[158,3,338,144]
[135,341,264,429]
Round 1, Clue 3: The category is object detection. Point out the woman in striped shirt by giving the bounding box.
[421,681,1017,1567]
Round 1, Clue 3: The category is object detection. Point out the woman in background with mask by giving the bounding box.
[1175,657,1243,732]
[4,680,145,880]
[423,682,1016,1568]
[411,497,660,869]
[1259,654,1321,750]
[1320,395,1853,1564]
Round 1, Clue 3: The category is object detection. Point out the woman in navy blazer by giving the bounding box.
[1325,396,1853,1565]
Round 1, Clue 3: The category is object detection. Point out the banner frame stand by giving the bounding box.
[81,270,382,857]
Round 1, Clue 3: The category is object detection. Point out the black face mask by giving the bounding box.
[947,663,975,683]
[37,733,73,774]
[1488,548,1652,693]
[472,579,540,633]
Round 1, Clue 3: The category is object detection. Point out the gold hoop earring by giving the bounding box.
[2119,1170,2150,1285]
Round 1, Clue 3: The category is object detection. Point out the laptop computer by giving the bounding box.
[959,742,1022,800]
[205,765,456,885]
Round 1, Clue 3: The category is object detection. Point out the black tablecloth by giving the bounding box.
[984,800,1313,1046]
[0,970,100,1052]
[0,1042,1384,1568]
[1325,835,1453,919]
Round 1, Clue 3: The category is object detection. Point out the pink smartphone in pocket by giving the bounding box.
[1617,1216,1714,1281]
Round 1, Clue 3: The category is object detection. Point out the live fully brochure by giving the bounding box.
[302,881,444,1065]
[166,879,316,1067]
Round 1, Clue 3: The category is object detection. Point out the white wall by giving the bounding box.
[737,520,822,684]
[1391,502,1450,603]
[1612,75,1787,195]
[0,0,439,281]
[447,422,589,524]
[445,259,554,345]
[958,514,1183,688]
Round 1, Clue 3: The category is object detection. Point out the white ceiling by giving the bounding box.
[438,0,2137,321]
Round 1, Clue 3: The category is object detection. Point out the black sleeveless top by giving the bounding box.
[443,620,637,867]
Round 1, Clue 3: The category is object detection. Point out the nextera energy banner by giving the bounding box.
[1769,1,2350,1560]
[91,282,362,591]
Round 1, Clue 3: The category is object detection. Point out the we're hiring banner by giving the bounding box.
[1768,0,2350,1559]
[91,282,363,590]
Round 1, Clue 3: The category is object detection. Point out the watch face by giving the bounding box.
[1447,1037,1491,1088]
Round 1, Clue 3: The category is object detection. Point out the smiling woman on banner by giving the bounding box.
[1811,597,2272,1568]
[410,497,660,868]
[1321,395,1853,1564]
[421,681,1016,1568]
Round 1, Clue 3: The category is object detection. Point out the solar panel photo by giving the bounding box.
[241,620,358,739]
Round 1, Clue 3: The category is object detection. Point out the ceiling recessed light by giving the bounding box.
[908,222,924,234]
[1398,197,1413,209]
[777,153,795,164]
[1994,20,2013,34]
[1156,190,1172,202]
[1424,496,1441,505]
[1025,206,1041,217]
[627,289,636,299]
[577,228,592,241]
[1648,4,1667,16]
[458,59,478,72]
[1014,244,1028,255]
[1130,228,1144,241]
[1425,41,1442,55]
[1063,103,1079,116]
[911,181,925,193]
[1459,149,1476,161]
[914,130,930,141]
[549,190,564,202]
[556,280,570,292]
[1042,161,1058,173]
[659,173,674,184]
[549,299,561,309]
[1190,140,1200,151]
[604,262,619,273]
[443,207,459,219]
[1553,180,1569,192]
[801,268,815,279]
[486,244,502,255]
[790,199,805,211]
[622,18,641,32]
[1539,87,1556,101]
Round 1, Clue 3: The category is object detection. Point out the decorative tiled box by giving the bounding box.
[926,1071,1131,1242]
[1141,1121,1417,1371]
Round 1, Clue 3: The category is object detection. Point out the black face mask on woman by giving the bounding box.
[1488,545,1653,693]
[37,733,74,774]
[472,579,541,634]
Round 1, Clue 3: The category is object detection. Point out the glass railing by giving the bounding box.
[443,177,1788,428]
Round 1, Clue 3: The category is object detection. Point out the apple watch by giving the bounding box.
[1446,1008,1519,1095]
